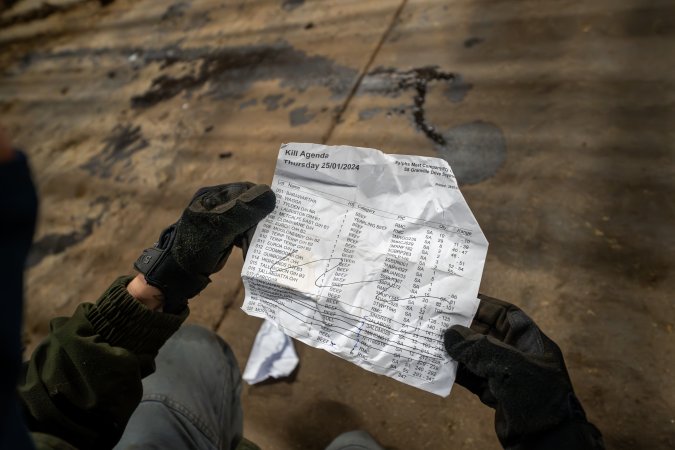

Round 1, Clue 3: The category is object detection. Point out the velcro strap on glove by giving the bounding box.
[134,226,210,313]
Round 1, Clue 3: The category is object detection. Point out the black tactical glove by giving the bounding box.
[444,295,604,450]
[134,183,276,313]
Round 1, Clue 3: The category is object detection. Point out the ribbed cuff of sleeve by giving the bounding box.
[85,276,188,355]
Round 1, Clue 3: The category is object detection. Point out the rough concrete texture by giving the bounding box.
[1,0,673,448]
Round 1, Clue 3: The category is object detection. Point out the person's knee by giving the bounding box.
[167,324,238,369]
[171,323,217,342]
[325,430,384,450]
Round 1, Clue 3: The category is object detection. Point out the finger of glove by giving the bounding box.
[194,183,255,211]
[448,326,502,407]
[472,294,520,339]
[455,364,498,407]
[444,325,520,380]
[473,294,553,356]
[218,185,276,237]
[193,184,276,234]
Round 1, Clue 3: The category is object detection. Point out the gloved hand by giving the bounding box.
[444,295,603,450]
[134,183,276,313]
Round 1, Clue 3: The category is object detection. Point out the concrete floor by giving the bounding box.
[2,0,674,448]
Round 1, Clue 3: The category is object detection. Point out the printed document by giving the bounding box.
[241,143,488,396]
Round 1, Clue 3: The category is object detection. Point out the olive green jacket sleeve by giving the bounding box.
[19,276,187,450]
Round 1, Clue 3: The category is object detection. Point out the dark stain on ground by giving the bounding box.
[289,106,316,126]
[161,2,190,21]
[435,121,506,184]
[263,94,284,111]
[282,0,305,11]
[128,41,356,108]
[358,107,382,120]
[158,2,210,30]
[132,74,192,109]
[444,74,473,103]
[239,98,257,110]
[0,1,81,28]
[463,37,484,48]
[80,124,149,178]
[384,104,409,117]
[362,66,454,145]
[361,66,504,184]
[26,197,108,268]
[0,0,115,28]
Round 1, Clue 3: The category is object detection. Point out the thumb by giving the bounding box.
[443,324,483,358]
[194,183,277,236]
[444,325,512,380]
[223,184,277,236]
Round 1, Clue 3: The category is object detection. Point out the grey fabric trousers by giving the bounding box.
[114,324,383,450]
[114,325,243,450]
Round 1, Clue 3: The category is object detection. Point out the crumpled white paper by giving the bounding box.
[242,320,299,384]
[241,143,488,396]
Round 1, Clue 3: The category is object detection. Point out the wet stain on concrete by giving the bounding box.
[434,121,506,185]
[159,1,209,29]
[26,197,108,268]
[444,74,473,103]
[132,75,194,108]
[384,104,409,117]
[0,1,81,28]
[358,107,382,120]
[239,98,257,110]
[161,2,190,21]
[363,66,454,145]
[80,124,149,178]
[463,37,484,48]
[263,94,285,111]
[282,0,305,11]
[361,66,503,184]
[126,42,356,108]
[26,219,96,268]
[289,106,316,126]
